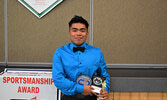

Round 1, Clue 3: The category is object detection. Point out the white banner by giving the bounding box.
[0,69,60,100]
[18,0,63,18]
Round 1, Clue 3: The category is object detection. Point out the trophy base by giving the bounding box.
[91,85,101,94]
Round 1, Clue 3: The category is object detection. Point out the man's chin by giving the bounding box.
[74,42,84,46]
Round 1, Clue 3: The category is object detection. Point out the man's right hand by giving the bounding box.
[82,85,97,96]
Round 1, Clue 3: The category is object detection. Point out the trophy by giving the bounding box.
[76,74,106,99]
[76,75,92,85]
[76,75,92,98]
[91,76,106,94]
[102,80,106,90]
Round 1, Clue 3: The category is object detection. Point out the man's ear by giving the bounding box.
[86,31,89,36]
[68,31,71,38]
[68,28,71,34]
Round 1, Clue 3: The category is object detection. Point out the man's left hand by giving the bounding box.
[97,89,108,100]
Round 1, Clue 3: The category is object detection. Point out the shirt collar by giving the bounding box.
[69,42,87,51]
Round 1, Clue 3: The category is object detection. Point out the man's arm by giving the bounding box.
[52,51,83,95]
[98,51,111,93]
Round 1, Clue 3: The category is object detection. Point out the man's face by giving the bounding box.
[69,23,88,46]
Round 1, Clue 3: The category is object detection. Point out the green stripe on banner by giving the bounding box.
[20,0,63,18]
[40,0,63,16]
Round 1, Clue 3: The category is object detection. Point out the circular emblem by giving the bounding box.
[93,77,102,85]
[76,75,92,85]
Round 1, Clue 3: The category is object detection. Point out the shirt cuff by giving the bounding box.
[105,87,110,93]
[76,84,84,94]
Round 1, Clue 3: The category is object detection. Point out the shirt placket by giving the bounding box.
[78,51,82,66]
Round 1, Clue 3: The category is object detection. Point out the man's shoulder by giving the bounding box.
[58,43,68,49]
[87,44,100,49]
[87,44,101,52]
[55,43,70,53]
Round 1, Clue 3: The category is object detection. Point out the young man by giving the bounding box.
[52,15,110,100]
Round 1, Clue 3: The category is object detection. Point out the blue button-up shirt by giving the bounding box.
[52,42,110,95]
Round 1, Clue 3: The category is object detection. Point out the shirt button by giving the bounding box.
[80,62,82,64]
[79,53,81,55]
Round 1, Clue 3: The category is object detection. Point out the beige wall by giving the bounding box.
[94,0,167,64]
[1,0,167,64]
[0,0,5,62]
[7,0,90,62]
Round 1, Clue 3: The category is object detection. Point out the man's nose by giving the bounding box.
[76,30,82,35]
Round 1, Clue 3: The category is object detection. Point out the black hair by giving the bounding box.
[68,15,89,29]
